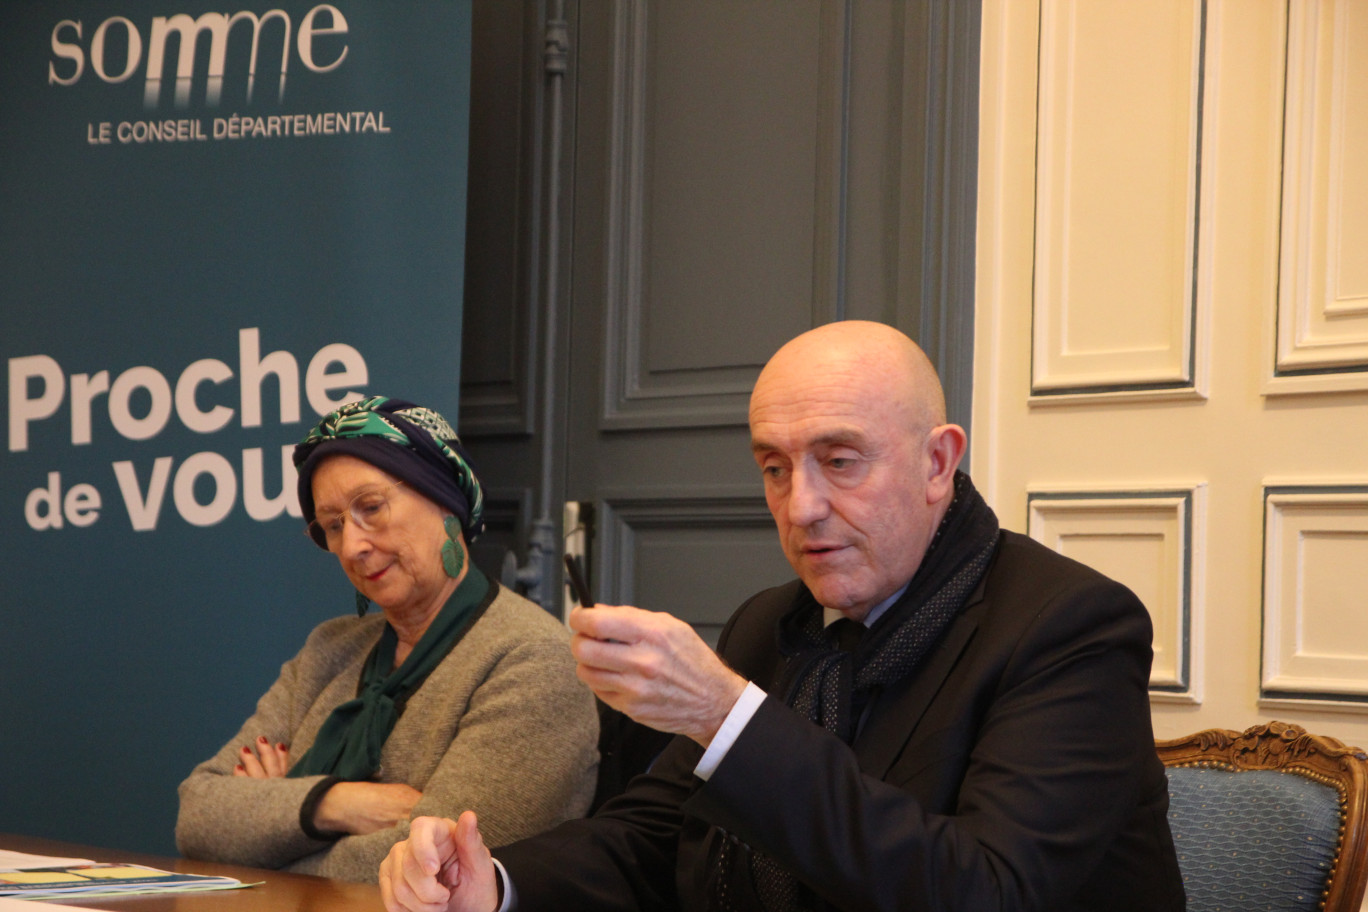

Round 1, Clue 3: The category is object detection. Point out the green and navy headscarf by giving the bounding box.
[294,396,485,541]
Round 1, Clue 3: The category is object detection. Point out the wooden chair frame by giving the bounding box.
[1157,721,1368,912]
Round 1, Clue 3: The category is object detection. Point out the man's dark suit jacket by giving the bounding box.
[497,531,1186,911]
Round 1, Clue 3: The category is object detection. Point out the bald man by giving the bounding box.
[380,322,1184,912]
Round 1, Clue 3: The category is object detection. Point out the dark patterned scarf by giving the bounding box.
[715,471,1000,911]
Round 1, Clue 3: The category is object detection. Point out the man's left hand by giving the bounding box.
[568,605,747,747]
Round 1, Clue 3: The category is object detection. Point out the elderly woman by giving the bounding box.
[176,397,598,882]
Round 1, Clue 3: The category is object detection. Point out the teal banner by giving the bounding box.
[1,2,471,853]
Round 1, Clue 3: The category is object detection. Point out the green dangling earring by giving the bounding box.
[441,516,465,579]
[355,591,370,617]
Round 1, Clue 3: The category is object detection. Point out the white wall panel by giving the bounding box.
[1262,486,1368,703]
[1270,0,1368,393]
[1027,486,1204,701]
[1031,0,1207,398]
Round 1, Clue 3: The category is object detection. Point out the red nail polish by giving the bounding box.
[241,746,251,754]
[257,735,268,744]
[277,743,287,751]
[235,764,245,772]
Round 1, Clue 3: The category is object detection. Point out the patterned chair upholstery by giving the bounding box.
[1158,721,1368,912]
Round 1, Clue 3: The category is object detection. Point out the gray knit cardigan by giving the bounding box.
[175,584,599,882]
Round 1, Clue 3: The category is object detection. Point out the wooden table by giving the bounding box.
[0,834,381,912]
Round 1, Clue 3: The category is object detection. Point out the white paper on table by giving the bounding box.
[0,850,97,872]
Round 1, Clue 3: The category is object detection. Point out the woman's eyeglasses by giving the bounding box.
[306,481,405,551]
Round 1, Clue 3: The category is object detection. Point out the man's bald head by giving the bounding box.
[750,320,947,436]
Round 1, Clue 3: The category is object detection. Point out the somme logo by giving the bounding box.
[47,4,350,110]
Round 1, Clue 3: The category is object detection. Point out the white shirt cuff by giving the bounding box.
[492,857,515,912]
[693,681,767,781]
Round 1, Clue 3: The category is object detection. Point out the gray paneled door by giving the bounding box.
[461,0,979,639]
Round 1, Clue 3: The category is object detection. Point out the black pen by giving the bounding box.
[564,554,594,607]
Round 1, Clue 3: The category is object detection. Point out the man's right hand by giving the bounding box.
[568,604,747,747]
[380,813,499,912]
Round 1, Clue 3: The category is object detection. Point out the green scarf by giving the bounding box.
[288,567,492,781]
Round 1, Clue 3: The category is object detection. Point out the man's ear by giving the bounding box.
[924,424,967,503]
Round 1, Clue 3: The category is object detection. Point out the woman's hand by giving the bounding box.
[233,736,291,778]
[232,735,421,835]
[314,782,424,836]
